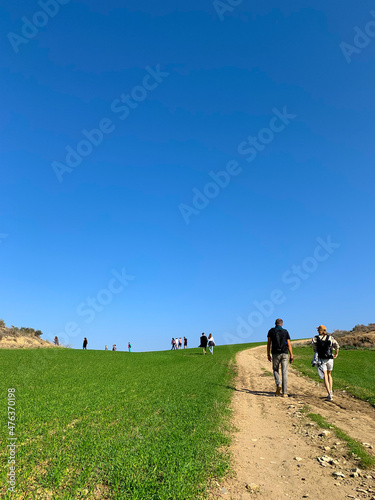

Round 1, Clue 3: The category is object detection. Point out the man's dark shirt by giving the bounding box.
[200,335,208,348]
[267,325,290,354]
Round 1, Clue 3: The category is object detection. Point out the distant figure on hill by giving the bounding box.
[112,344,117,351]
[171,338,177,350]
[267,319,293,397]
[312,325,339,401]
[183,336,187,349]
[83,337,88,350]
[208,333,215,355]
[105,345,108,350]
[128,342,131,352]
[54,336,59,346]
[178,337,182,349]
[200,333,208,355]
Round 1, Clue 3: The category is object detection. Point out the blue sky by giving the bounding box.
[1,1,374,351]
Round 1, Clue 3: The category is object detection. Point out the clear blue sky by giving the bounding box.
[1,1,374,351]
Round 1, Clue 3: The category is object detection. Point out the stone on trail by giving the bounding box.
[317,455,334,464]
[332,471,345,478]
[245,483,260,493]
[318,430,331,437]
[362,442,373,448]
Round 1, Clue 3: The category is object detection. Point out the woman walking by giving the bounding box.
[312,325,339,401]
[208,333,215,355]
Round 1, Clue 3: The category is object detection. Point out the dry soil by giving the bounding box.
[0,335,57,349]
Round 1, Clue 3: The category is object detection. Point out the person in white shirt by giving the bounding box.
[208,333,215,355]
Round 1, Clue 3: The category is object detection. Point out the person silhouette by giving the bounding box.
[200,333,208,355]
[267,319,293,397]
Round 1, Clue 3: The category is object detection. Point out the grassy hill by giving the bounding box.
[0,343,262,499]
[1,320,374,498]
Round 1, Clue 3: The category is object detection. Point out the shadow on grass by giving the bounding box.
[182,352,207,356]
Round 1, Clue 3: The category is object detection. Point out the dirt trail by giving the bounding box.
[211,345,375,500]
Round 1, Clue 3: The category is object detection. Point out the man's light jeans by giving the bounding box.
[272,353,289,395]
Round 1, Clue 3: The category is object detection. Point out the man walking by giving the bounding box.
[267,319,293,397]
[200,332,208,355]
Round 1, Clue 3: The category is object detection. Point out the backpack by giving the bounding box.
[315,335,333,359]
[272,328,285,353]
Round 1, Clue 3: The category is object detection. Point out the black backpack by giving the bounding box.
[272,328,286,353]
[315,335,333,359]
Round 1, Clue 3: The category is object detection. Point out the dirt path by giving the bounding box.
[210,346,375,500]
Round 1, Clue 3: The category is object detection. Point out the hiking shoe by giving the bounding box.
[275,385,282,397]
[282,394,288,398]
[326,394,333,401]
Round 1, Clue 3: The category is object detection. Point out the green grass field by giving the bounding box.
[292,346,375,406]
[0,344,262,500]
[2,344,374,499]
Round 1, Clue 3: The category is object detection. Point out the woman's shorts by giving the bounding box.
[320,358,334,371]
